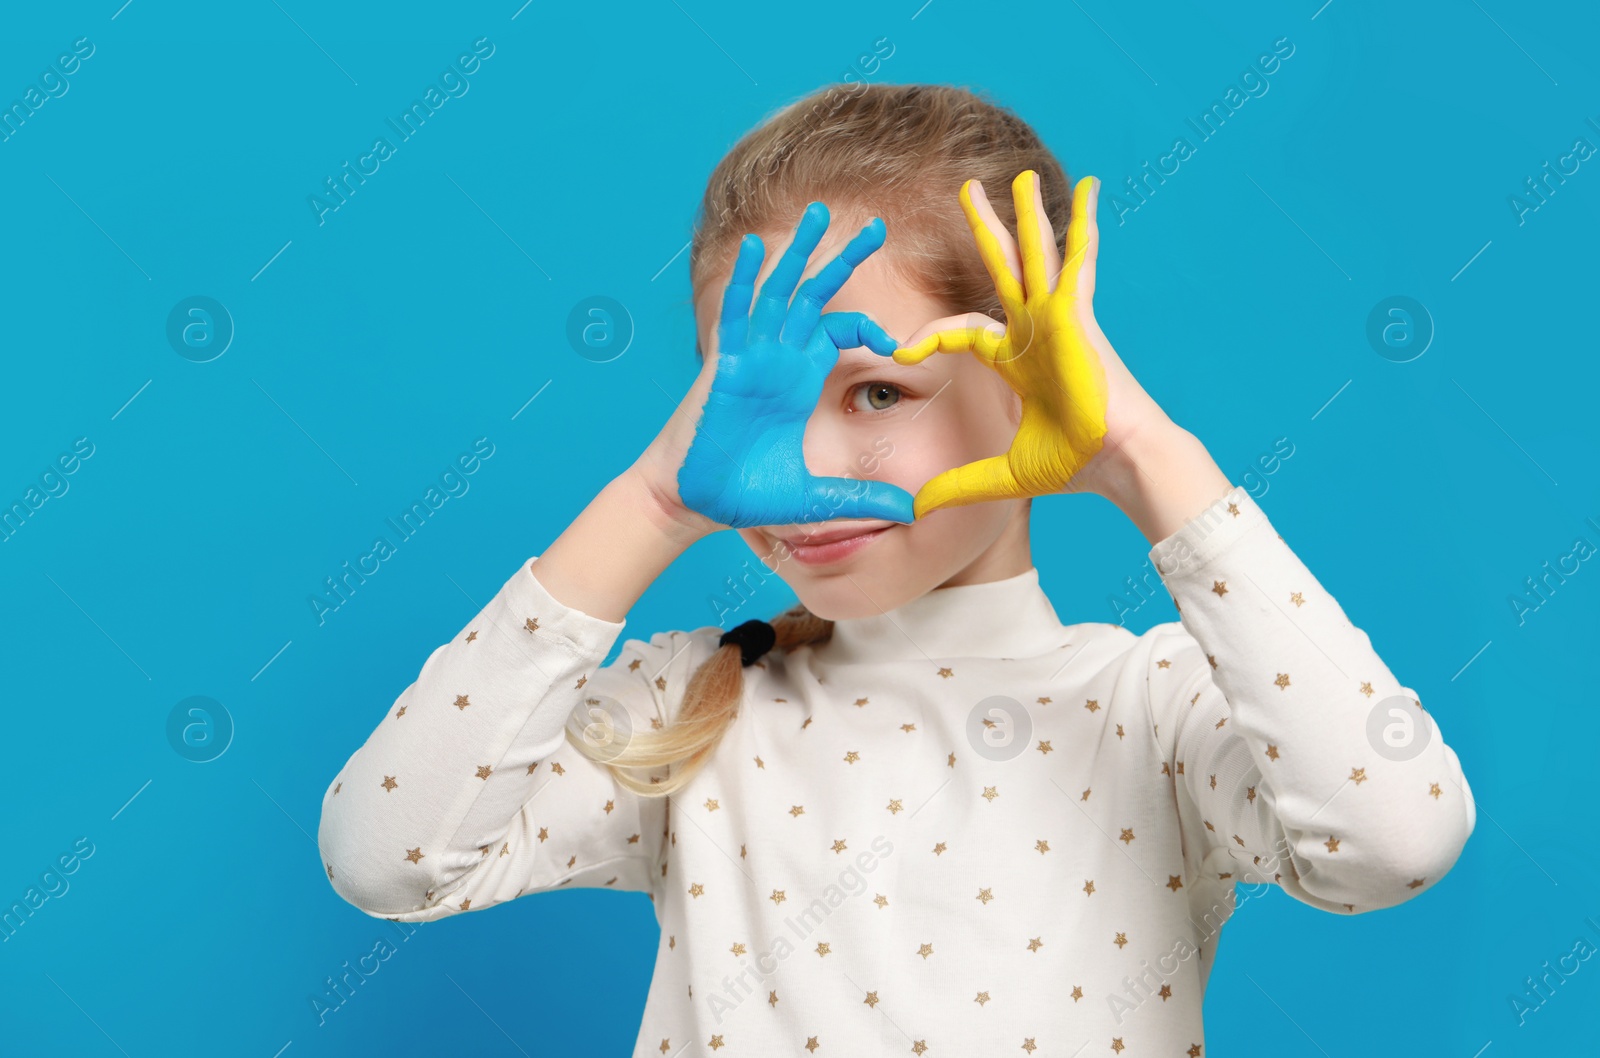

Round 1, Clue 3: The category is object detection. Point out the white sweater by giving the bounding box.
[317,484,1475,1056]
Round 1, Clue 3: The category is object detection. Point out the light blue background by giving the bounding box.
[2,0,1595,1054]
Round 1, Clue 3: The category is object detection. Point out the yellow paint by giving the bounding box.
[893,173,1109,518]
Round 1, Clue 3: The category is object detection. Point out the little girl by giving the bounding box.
[318,83,1475,1055]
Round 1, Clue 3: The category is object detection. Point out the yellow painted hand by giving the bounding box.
[893,173,1111,518]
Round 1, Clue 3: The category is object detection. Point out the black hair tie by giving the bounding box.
[719,619,776,667]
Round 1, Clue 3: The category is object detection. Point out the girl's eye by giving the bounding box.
[850,381,902,413]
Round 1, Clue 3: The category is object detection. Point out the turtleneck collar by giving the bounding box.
[812,565,1074,664]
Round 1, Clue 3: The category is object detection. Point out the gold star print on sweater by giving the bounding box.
[317,484,1475,1055]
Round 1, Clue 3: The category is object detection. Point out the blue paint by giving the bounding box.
[677,203,916,528]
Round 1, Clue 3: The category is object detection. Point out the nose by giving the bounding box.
[798,412,894,516]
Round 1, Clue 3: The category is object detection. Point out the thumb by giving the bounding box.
[805,476,916,524]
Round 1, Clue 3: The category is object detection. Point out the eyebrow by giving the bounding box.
[830,351,933,379]
[692,340,935,376]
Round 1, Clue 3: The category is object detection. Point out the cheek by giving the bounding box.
[883,442,954,492]
[876,391,1014,490]
[737,527,789,571]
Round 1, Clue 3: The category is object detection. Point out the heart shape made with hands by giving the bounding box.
[676,173,1112,533]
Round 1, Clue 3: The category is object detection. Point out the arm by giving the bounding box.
[1129,446,1476,912]
[316,470,713,921]
[884,168,1474,907]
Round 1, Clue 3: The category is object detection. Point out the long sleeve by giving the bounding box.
[316,554,719,922]
[1140,484,1476,914]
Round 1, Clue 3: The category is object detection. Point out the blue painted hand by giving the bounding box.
[677,203,917,529]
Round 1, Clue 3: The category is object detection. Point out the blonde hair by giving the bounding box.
[568,82,1073,797]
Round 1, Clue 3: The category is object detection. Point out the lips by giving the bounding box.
[773,522,892,547]
[769,522,895,567]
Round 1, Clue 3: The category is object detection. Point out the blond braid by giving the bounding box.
[566,606,832,797]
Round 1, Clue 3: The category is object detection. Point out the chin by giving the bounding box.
[790,559,934,622]
[741,521,944,619]
[789,585,883,622]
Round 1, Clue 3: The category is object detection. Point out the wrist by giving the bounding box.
[1103,422,1234,546]
[533,469,706,626]
[614,466,718,551]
